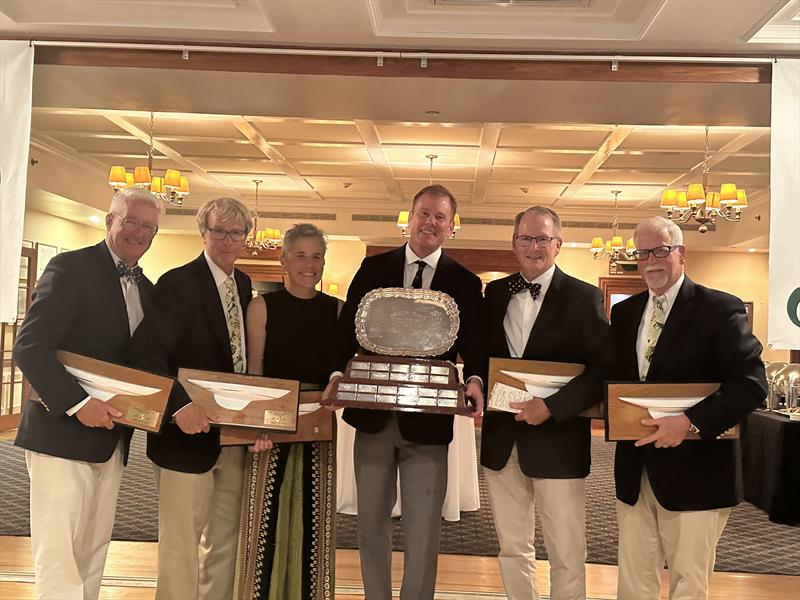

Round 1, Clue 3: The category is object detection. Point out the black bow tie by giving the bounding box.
[116,260,143,283]
[509,273,541,300]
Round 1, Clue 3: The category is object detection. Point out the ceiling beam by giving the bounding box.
[353,120,404,204]
[637,129,770,208]
[231,117,324,201]
[103,114,235,191]
[554,126,635,206]
[471,123,502,206]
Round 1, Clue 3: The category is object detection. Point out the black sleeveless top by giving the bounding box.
[262,289,339,385]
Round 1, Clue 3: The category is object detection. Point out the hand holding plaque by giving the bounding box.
[322,288,471,415]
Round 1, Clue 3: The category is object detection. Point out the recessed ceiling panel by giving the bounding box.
[250,121,364,143]
[499,126,612,149]
[603,152,703,170]
[375,123,482,146]
[490,167,578,183]
[277,145,372,161]
[494,149,590,168]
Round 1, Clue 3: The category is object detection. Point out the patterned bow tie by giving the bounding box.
[116,260,143,283]
[508,273,541,300]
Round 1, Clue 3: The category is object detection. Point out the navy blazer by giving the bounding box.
[480,267,611,478]
[131,253,252,473]
[333,244,483,445]
[14,241,153,463]
[610,277,767,510]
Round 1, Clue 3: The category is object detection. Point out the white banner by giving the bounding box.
[768,58,800,350]
[0,41,34,323]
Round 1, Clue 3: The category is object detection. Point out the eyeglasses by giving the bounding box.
[208,228,247,242]
[632,245,681,261]
[114,215,158,236]
[514,235,559,248]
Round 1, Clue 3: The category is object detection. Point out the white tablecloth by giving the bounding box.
[335,411,480,522]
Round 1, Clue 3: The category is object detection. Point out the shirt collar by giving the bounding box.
[652,273,685,308]
[105,241,135,270]
[405,244,442,270]
[521,264,556,287]
[203,250,234,287]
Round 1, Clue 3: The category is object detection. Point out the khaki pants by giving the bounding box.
[153,446,246,600]
[616,471,730,600]
[26,444,124,600]
[484,446,587,600]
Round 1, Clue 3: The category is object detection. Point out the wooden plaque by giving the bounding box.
[219,391,333,445]
[57,351,173,433]
[177,369,299,433]
[488,357,602,419]
[605,382,736,441]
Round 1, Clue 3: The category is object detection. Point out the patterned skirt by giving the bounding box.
[234,441,336,599]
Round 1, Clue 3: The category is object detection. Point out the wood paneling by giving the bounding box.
[367,245,518,275]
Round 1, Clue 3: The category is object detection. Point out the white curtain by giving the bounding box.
[0,40,34,323]
[768,58,800,350]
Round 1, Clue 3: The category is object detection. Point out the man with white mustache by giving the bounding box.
[480,206,611,600]
[610,216,766,600]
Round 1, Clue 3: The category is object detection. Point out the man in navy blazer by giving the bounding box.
[611,216,766,600]
[324,184,484,600]
[13,187,161,599]
[480,206,610,600]
[131,197,252,600]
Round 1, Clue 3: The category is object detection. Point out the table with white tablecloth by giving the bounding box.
[335,411,480,522]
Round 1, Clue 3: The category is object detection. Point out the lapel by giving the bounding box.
[192,254,234,369]
[93,242,130,340]
[429,250,451,292]
[489,275,514,356]
[388,244,409,287]
[234,268,250,323]
[646,277,695,380]
[521,266,564,357]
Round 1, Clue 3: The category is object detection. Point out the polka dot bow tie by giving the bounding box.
[508,273,541,300]
[116,260,143,283]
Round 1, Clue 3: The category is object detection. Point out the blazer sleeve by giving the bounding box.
[12,254,89,415]
[544,286,614,423]
[455,272,484,383]
[129,269,194,415]
[684,295,767,439]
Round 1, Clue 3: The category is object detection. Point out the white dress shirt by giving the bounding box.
[203,250,247,374]
[67,242,145,416]
[503,265,556,358]
[404,244,442,289]
[636,273,685,380]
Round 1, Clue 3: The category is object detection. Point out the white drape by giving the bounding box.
[768,58,800,350]
[0,40,34,323]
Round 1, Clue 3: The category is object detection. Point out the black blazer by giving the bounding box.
[13,241,153,463]
[333,245,483,445]
[480,268,611,478]
[130,253,252,474]
[610,277,767,511]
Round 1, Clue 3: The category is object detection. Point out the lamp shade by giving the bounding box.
[626,238,636,252]
[660,189,678,209]
[396,210,409,228]
[150,177,164,194]
[178,176,190,194]
[706,191,720,209]
[611,235,624,250]
[687,183,705,205]
[590,237,604,252]
[453,214,461,230]
[733,189,748,207]
[719,183,738,204]
[108,166,128,188]
[676,191,688,208]
[604,240,612,253]
[125,172,134,187]
[163,169,181,189]
[133,166,151,186]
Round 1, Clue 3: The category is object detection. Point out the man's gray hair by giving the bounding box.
[197,197,253,234]
[633,216,684,246]
[513,206,562,238]
[109,187,161,215]
[280,223,327,261]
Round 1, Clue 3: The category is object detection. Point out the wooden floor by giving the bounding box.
[1,536,797,599]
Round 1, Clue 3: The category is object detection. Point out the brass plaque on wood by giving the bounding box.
[488,357,601,419]
[178,369,299,433]
[57,351,173,433]
[605,382,736,441]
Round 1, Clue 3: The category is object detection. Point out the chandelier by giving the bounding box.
[396,154,461,238]
[659,126,748,233]
[590,190,636,264]
[244,179,281,255]
[107,112,189,206]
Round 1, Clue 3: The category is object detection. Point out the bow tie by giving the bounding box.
[508,273,541,300]
[116,260,143,283]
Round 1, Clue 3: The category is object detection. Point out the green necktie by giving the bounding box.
[642,294,666,380]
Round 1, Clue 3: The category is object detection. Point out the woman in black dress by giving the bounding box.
[236,223,340,599]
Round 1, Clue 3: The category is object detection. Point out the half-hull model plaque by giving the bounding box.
[323,288,470,415]
[58,351,174,433]
[178,369,299,433]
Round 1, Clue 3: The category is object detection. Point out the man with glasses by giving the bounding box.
[480,206,610,600]
[611,216,766,600]
[13,187,160,599]
[131,197,253,599]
